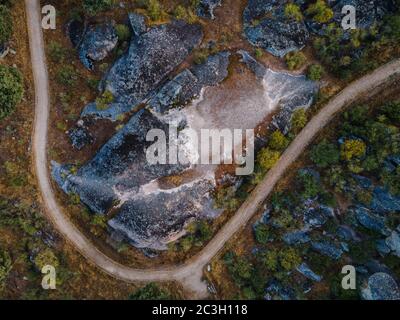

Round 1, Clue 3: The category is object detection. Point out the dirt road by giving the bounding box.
[26,0,400,298]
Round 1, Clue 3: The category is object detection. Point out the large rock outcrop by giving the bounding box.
[78,22,118,70]
[82,16,203,120]
[243,0,309,57]
[52,52,231,250]
[361,272,400,300]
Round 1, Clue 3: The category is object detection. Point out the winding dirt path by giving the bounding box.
[27,0,400,298]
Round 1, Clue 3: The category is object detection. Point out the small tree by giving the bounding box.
[257,148,281,172]
[174,5,187,20]
[0,65,24,119]
[340,139,366,161]
[307,64,324,81]
[115,24,131,42]
[147,0,162,21]
[285,51,307,70]
[291,108,308,133]
[268,130,289,151]
[284,3,303,22]
[278,247,301,271]
[306,0,333,23]
[310,139,340,168]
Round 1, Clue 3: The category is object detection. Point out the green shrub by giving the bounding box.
[290,108,308,133]
[147,0,162,21]
[257,148,281,172]
[306,0,333,23]
[340,139,366,161]
[34,248,59,270]
[310,139,340,168]
[174,5,187,20]
[284,3,303,22]
[268,130,289,151]
[115,24,131,42]
[0,65,23,119]
[307,64,324,81]
[0,4,12,44]
[278,247,301,271]
[254,223,271,244]
[56,65,78,86]
[254,48,263,58]
[285,51,307,70]
[48,41,67,62]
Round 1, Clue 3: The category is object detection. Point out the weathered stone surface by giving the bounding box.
[311,241,343,260]
[264,279,297,300]
[376,239,391,256]
[354,206,390,236]
[148,51,231,114]
[66,19,86,48]
[370,187,400,214]
[385,229,400,257]
[78,22,118,70]
[82,18,203,119]
[283,230,310,245]
[53,55,232,250]
[361,272,400,300]
[239,50,317,133]
[197,0,222,19]
[296,263,322,282]
[243,0,309,57]
[108,178,215,250]
[52,109,189,214]
[337,225,359,241]
[128,12,147,37]
[68,124,94,150]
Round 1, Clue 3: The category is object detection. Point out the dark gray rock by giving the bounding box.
[376,239,391,256]
[82,18,203,120]
[282,230,310,245]
[264,279,297,300]
[148,51,231,114]
[370,187,400,214]
[108,178,215,250]
[0,42,10,59]
[361,272,400,300]
[243,0,309,57]
[296,262,322,282]
[385,229,400,257]
[304,206,328,227]
[353,206,390,236]
[66,19,86,48]
[337,225,360,241]
[128,12,147,37]
[311,241,343,260]
[197,0,222,19]
[78,22,118,70]
[68,125,94,150]
[52,109,189,215]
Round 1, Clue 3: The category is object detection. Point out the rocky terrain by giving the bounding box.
[52,4,320,250]
[243,0,395,58]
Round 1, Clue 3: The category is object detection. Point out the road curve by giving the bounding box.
[27,0,400,298]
